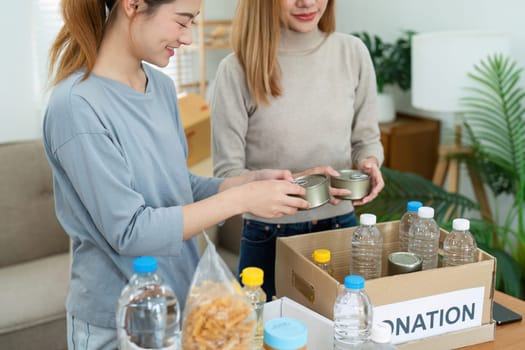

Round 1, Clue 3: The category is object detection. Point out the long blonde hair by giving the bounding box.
[231,0,336,107]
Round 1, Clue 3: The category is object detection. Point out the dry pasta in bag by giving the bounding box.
[182,232,255,349]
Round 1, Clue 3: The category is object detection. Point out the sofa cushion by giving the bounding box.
[0,318,67,350]
[218,215,242,256]
[0,140,69,267]
[0,253,70,334]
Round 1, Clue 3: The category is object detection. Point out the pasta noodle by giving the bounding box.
[182,281,255,350]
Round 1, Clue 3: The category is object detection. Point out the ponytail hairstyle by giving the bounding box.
[48,0,110,86]
[48,0,177,86]
[231,0,335,107]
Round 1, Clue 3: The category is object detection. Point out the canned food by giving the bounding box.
[330,169,371,200]
[293,174,330,209]
[388,252,423,275]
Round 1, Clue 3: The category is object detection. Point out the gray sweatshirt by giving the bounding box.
[43,64,222,327]
[211,28,384,224]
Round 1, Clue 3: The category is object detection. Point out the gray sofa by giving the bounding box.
[0,140,242,349]
[0,139,69,350]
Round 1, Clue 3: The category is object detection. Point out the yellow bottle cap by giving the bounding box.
[312,249,331,264]
[241,267,264,286]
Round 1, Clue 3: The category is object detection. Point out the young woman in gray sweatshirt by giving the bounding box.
[43,0,309,347]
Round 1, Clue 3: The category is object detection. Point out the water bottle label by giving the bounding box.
[373,287,484,344]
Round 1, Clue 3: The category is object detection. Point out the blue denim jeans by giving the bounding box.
[67,312,117,350]
[238,212,357,301]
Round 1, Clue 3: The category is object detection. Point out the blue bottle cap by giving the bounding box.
[344,275,365,289]
[407,201,423,212]
[264,317,307,349]
[133,256,157,274]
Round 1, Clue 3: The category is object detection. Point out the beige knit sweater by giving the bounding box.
[211,28,384,224]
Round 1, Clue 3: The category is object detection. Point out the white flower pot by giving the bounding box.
[377,93,396,123]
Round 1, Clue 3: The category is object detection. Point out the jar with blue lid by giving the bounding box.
[263,317,307,350]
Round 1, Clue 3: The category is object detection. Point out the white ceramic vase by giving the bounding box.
[377,92,396,123]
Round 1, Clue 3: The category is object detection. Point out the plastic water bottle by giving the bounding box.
[408,207,440,270]
[312,248,335,276]
[240,267,266,350]
[398,201,423,252]
[351,214,383,279]
[333,275,373,349]
[364,322,398,349]
[116,256,180,349]
[443,218,478,266]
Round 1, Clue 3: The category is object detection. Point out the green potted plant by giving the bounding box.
[460,53,525,297]
[352,30,416,123]
[356,53,525,299]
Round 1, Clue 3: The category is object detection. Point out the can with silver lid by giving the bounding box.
[293,174,330,209]
[330,169,371,200]
[388,252,423,275]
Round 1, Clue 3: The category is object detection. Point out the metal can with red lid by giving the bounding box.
[293,174,330,209]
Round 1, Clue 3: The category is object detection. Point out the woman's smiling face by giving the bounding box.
[130,0,201,68]
[281,0,328,33]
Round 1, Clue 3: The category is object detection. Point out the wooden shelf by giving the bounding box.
[173,8,231,96]
[203,42,231,50]
[199,19,232,49]
[178,94,211,167]
[379,113,441,180]
[196,9,232,96]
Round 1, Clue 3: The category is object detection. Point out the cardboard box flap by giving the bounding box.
[263,297,334,349]
[177,93,211,166]
[178,93,209,128]
[275,236,340,319]
[263,298,495,350]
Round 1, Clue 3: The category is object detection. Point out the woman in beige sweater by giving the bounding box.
[211,0,385,300]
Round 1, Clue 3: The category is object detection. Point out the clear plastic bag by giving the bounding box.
[182,232,255,350]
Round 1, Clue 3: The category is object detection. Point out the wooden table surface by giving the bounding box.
[459,291,525,349]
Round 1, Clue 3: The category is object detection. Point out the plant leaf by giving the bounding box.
[462,54,525,196]
[356,167,478,223]
[478,243,522,297]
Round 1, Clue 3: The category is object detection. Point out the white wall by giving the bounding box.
[336,0,525,134]
[0,1,237,144]
[336,0,525,64]
[2,0,525,144]
[1,2,41,142]
[335,0,523,223]
[201,0,237,98]
[203,0,237,20]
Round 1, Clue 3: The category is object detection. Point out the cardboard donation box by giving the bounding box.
[178,93,211,167]
[263,297,334,349]
[275,221,496,350]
